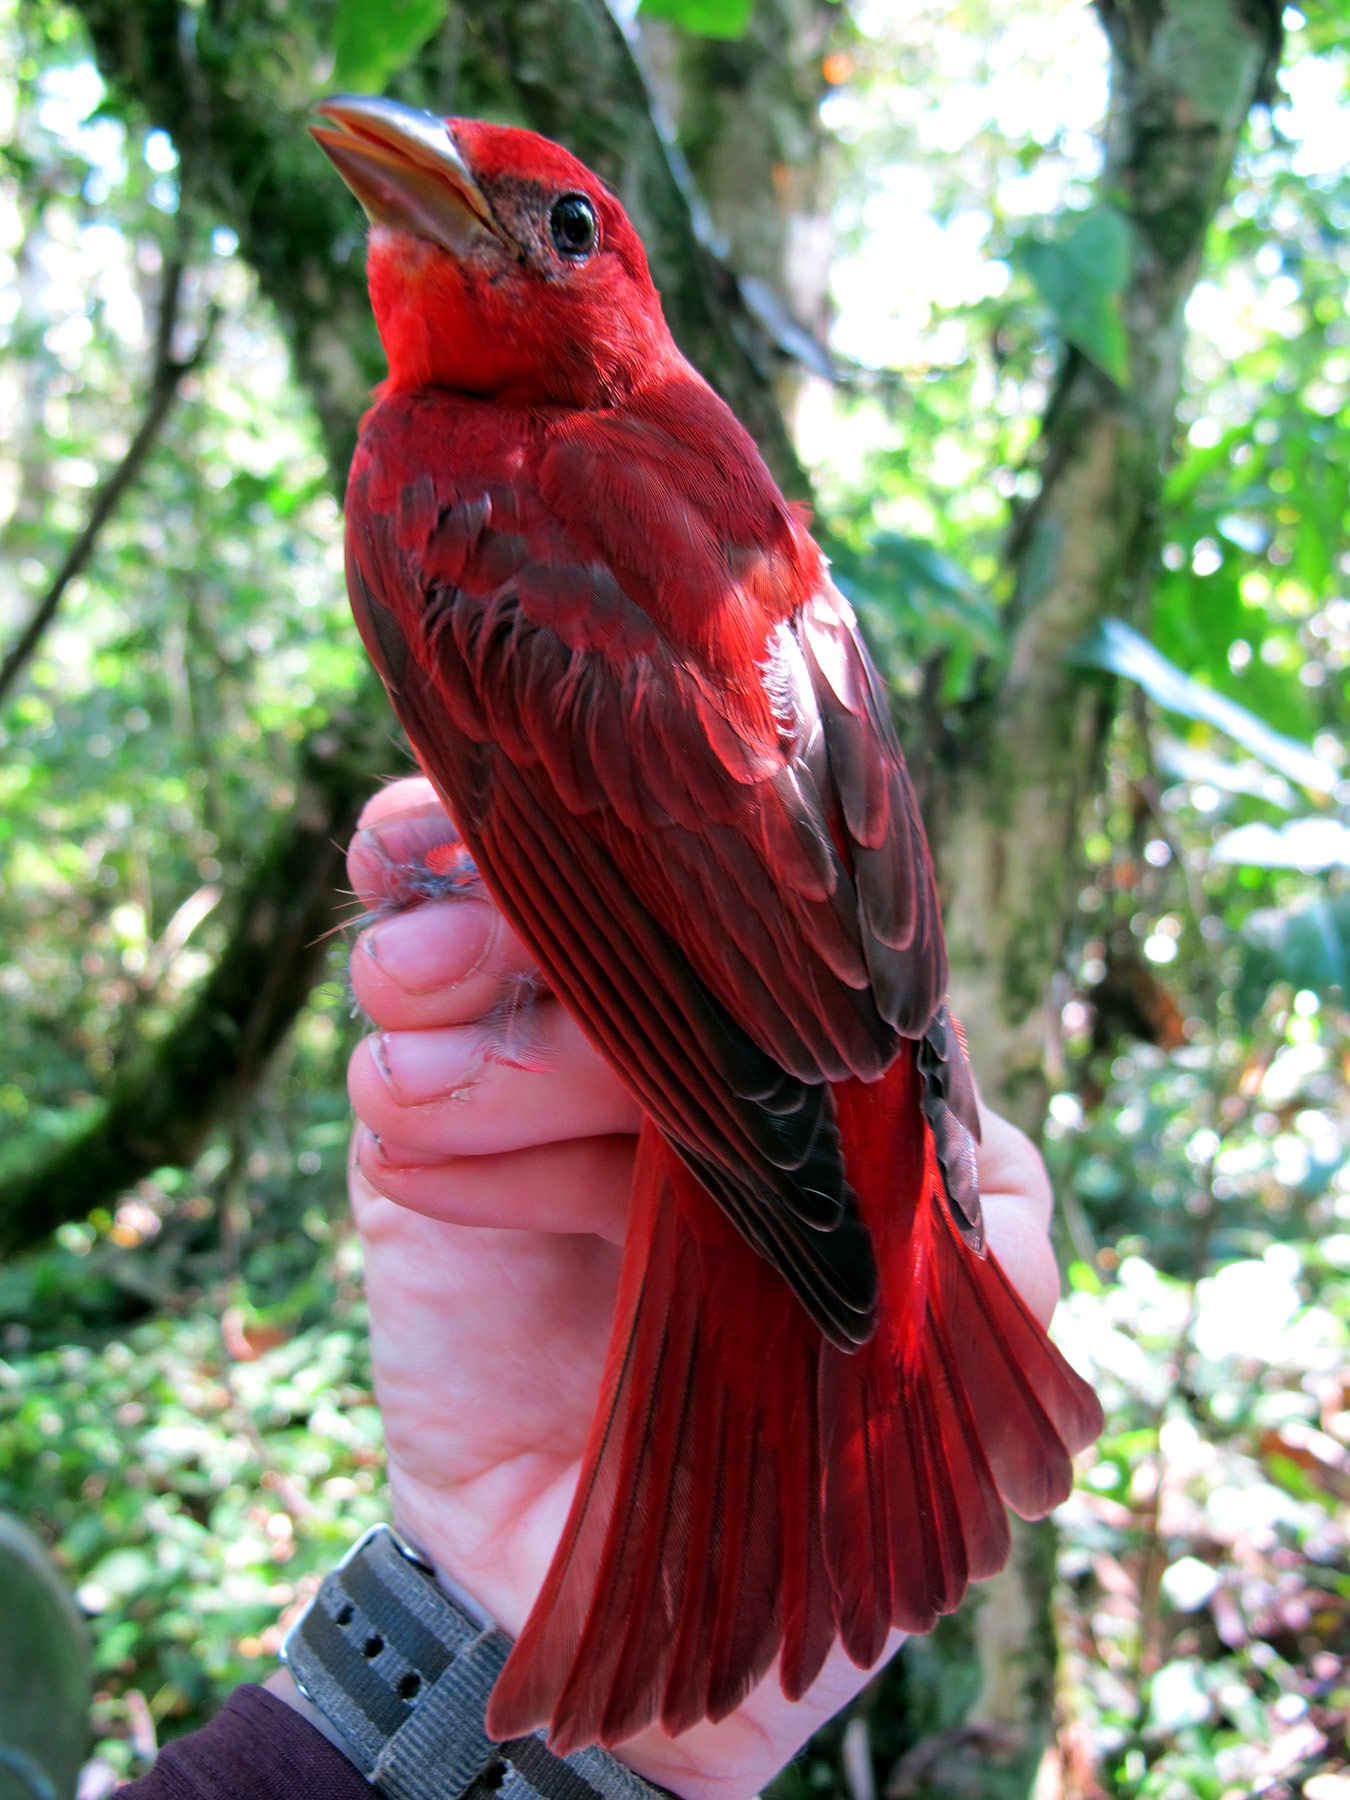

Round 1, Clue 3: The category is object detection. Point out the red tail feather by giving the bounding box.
[486,1048,1102,1752]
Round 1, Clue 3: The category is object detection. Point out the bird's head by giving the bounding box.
[312,98,675,408]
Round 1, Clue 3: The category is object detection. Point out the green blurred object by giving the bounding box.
[0,1513,91,1800]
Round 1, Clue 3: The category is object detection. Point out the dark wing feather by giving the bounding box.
[798,591,947,1031]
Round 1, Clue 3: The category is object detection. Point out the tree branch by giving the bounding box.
[0,259,217,707]
[919,6,1282,1790]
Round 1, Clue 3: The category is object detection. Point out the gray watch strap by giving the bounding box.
[281,1524,664,1800]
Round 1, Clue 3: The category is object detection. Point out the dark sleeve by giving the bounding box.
[117,1684,377,1800]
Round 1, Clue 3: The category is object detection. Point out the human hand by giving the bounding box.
[345,778,1064,1800]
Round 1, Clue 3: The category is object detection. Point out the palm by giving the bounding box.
[348,779,1064,1800]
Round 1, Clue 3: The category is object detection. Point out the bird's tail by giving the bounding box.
[485,1047,1102,1754]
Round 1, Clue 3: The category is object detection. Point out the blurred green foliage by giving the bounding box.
[1,1,1348,1797]
[332,0,450,94]
[638,0,755,40]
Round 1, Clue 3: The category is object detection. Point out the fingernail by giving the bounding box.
[375,1030,481,1105]
[351,1125,383,1171]
[363,903,496,994]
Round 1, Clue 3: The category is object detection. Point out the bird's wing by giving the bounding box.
[345,393,950,1345]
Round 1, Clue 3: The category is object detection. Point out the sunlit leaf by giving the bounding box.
[1069,618,1338,795]
[1216,512,1268,555]
[1210,817,1350,869]
[1017,207,1132,387]
[1154,737,1294,808]
[332,0,448,92]
[638,0,754,36]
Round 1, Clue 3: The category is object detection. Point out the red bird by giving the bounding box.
[312,98,1102,1754]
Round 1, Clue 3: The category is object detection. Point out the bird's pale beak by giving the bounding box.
[311,96,499,256]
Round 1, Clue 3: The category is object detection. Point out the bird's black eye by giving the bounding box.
[549,192,597,260]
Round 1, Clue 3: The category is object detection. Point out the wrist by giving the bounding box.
[278,1523,696,1800]
[265,1666,361,1761]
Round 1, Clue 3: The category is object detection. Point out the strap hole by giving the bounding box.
[397,1672,422,1701]
[363,1634,384,1658]
[481,1758,507,1791]
[335,1602,354,1626]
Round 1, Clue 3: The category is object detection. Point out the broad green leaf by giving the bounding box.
[1017,207,1132,387]
[638,0,754,38]
[1158,0,1265,128]
[332,0,448,93]
[1069,618,1338,795]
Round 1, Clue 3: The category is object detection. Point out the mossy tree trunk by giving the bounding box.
[0,698,390,1254]
[936,0,1281,1127]
[917,4,1281,1790]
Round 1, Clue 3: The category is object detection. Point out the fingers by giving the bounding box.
[349,1003,642,1158]
[974,1099,1054,1231]
[348,787,1062,1333]
[356,776,441,834]
[354,1126,634,1241]
[352,897,543,1032]
[348,790,484,917]
[981,1188,1061,1329]
[347,781,556,1034]
[973,1098,1060,1328]
[347,783,640,1238]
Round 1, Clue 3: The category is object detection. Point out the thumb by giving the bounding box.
[347,779,484,913]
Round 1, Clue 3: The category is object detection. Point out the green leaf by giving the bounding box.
[332,0,448,93]
[638,0,754,38]
[1158,0,1263,128]
[1017,207,1132,387]
[1069,618,1338,795]
[836,533,1003,657]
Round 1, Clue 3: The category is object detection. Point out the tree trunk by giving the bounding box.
[637,0,838,384]
[937,0,1281,1126]
[917,4,1281,1789]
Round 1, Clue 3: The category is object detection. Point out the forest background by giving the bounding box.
[1,0,1348,1796]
